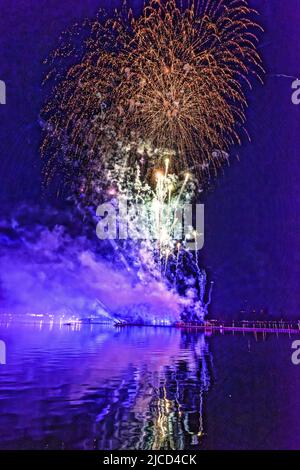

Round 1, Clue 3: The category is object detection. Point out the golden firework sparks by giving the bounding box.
[41,0,263,191]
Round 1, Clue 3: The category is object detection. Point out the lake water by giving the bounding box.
[0,323,299,450]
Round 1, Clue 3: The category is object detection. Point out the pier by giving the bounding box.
[176,320,300,335]
[115,319,300,335]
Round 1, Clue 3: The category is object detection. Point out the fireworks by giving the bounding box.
[114,158,196,261]
[42,0,263,190]
[41,0,263,323]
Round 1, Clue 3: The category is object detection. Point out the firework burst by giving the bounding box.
[42,0,263,191]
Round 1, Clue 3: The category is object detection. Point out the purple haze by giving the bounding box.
[0,205,183,323]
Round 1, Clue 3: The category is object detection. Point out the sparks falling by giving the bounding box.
[41,0,263,190]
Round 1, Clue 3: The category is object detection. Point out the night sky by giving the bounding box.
[0,0,299,317]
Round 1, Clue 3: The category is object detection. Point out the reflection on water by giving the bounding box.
[0,323,299,450]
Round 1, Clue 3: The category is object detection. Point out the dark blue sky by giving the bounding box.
[0,0,299,317]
